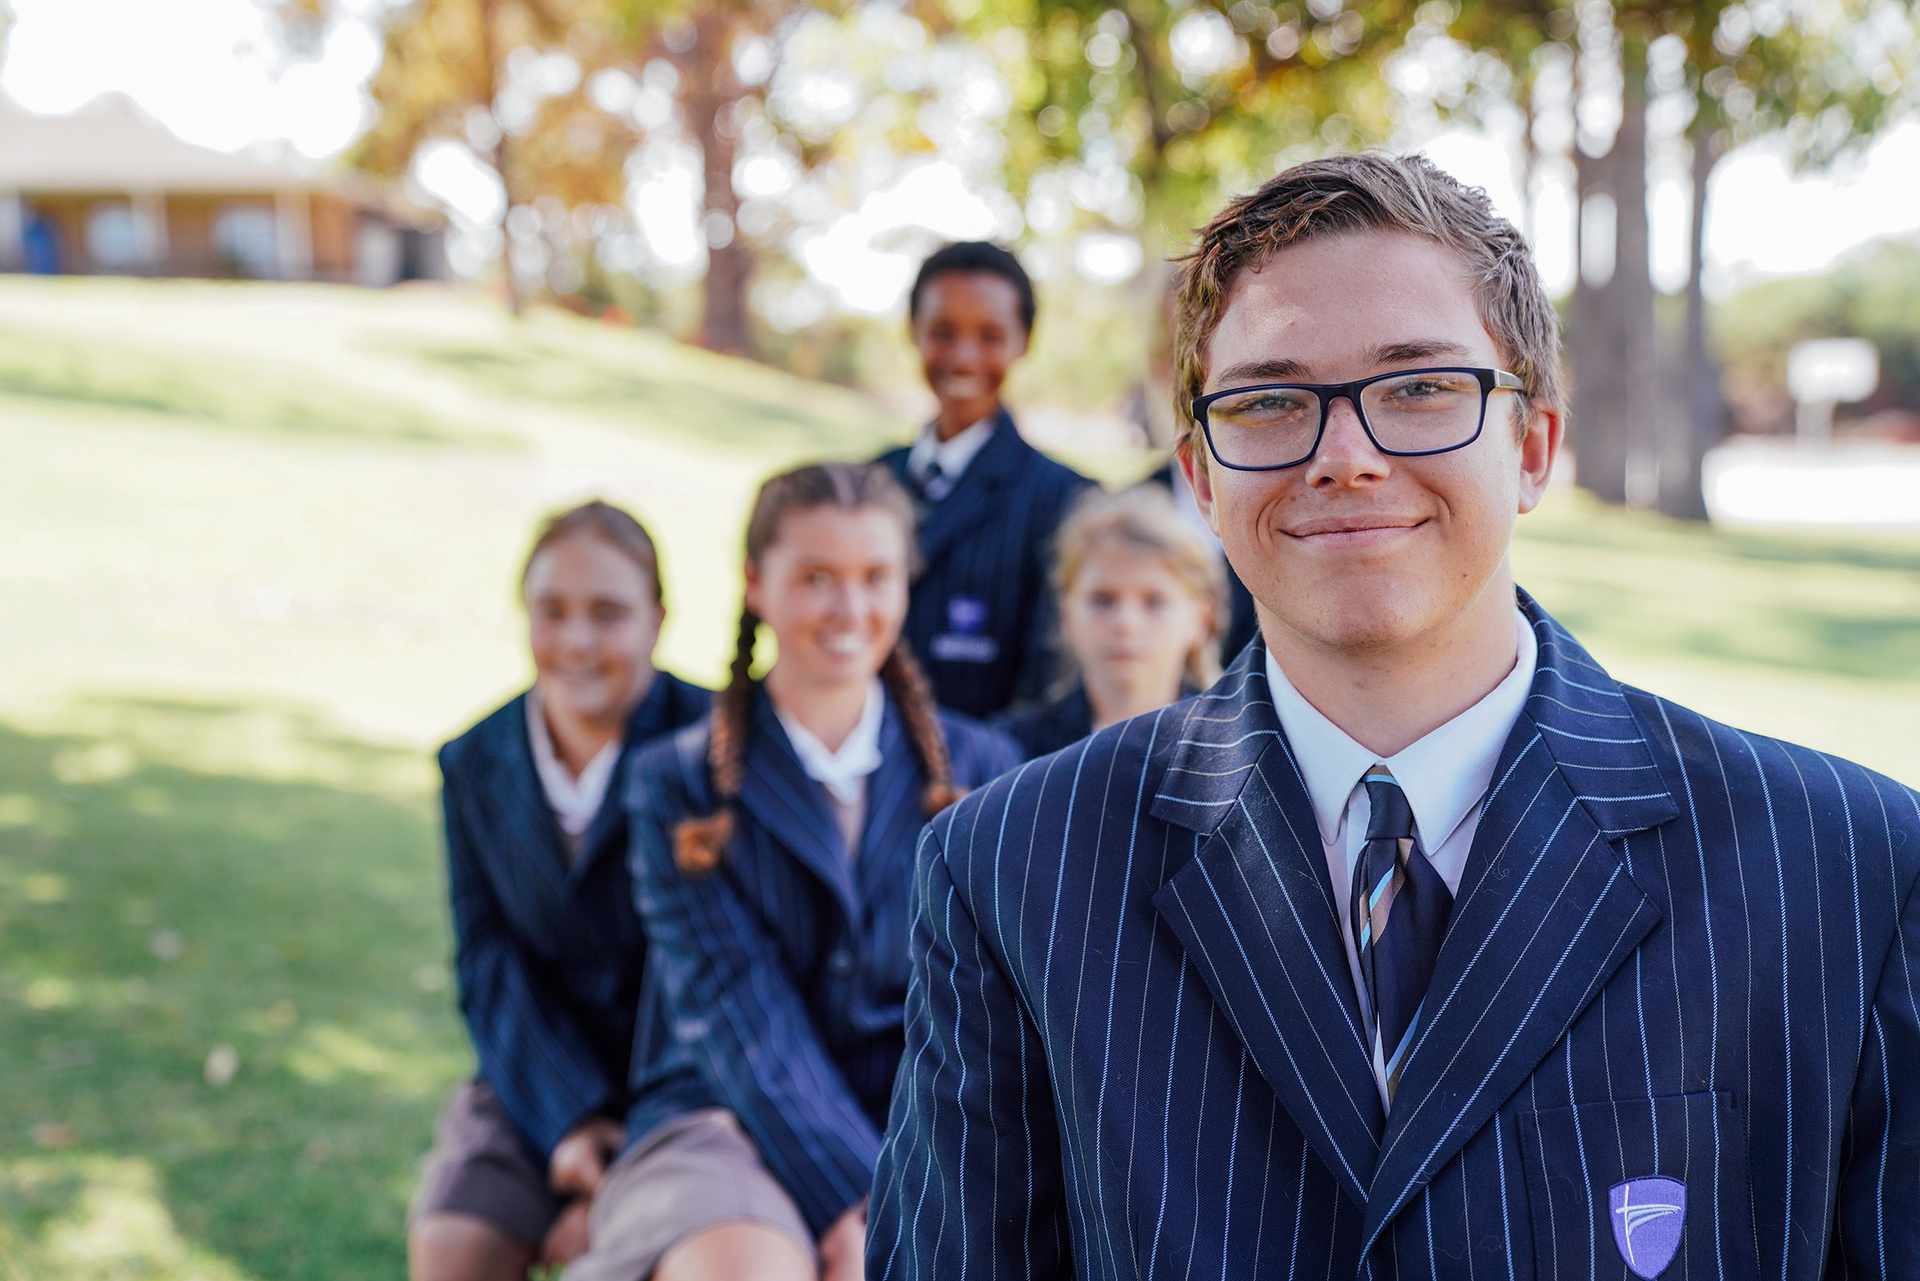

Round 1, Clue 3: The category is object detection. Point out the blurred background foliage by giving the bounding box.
[249,0,1920,507]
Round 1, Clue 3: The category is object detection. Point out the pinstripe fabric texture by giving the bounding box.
[624,687,1020,1235]
[876,410,1093,719]
[438,672,709,1159]
[870,593,1920,1279]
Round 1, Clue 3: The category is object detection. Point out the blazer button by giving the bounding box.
[828,950,855,976]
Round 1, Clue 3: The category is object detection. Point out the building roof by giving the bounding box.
[0,92,347,194]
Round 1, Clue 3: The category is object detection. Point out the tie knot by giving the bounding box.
[1362,767,1415,842]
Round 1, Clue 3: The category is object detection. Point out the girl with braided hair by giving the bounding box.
[564,462,1017,1281]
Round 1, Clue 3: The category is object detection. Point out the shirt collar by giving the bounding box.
[906,413,998,485]
[525,686,622,837]
[1263,608,1537,849]
[775,679,886,806]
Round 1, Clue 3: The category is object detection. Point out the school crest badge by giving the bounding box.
[1609,1176,1686,1278]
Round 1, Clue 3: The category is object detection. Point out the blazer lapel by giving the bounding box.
[1149,647,1384,1210]
[735,696,858,922]
[854,704,924,899]
[569,675,675,880]
[478,697,575,932]
[912,410,1030,570]
[1358,599,1677,1252]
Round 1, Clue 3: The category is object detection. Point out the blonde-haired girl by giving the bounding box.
[998,484,1226,760]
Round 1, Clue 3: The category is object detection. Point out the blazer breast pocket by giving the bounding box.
[1516,1091,1756,1280]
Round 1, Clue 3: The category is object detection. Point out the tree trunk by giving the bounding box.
[1656,127,1723,520]
[1570,52,1656,508]
[683,10,751,356]
[477,0,524,315]
[1569,138,1623,502]
[1610,69,1659,508]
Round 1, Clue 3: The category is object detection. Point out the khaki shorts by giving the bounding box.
[410,1078,563,1248]
[562,1109,812,1281]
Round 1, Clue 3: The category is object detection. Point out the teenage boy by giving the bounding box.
[876,242,1092,719]
[870,154,1920,1278]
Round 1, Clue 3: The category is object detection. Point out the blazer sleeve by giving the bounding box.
[628,760,884,1236]
[443,766,616,1161]
[868,822,1071,1280]
[1831,858,1920,1274]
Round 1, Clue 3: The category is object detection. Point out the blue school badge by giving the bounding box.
[1609,1177,1686,1278]
[930,596,998,663]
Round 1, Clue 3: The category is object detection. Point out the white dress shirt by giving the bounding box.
[776,679,886,855]
[905,415,997,501]
[525,686,622,859]
[1263,608,1538,1101]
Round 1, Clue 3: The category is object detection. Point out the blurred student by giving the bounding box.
[997,485,1225,760]
[1147,458,1262,660]
[875,241,1092,720]
[410,502,709,1281]
[569,462,1016,1281]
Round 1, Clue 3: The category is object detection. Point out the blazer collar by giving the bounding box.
[569,675,684,877]
[912,408,1035,568]
[733,688,925,921]
[1150,641,1385,1209]
[1150,595,1679,1232]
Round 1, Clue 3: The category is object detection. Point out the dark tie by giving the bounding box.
[918,458,947,501]
[1350,765,1453,1101]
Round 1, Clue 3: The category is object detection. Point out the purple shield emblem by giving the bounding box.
[1609,1177,1686,1278]
[947,596,988,635]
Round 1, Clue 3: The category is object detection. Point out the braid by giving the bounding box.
[881,641,963,815]
[673,607,758,874]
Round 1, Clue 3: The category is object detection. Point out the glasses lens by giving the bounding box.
[1360,370,1483,453]
[1205,386,1323,468]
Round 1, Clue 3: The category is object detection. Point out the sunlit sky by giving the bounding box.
[5,0,1917,309]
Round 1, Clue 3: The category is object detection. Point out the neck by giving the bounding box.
[1261,570,1519,758]
[933,402,995,442]
[765,665,870,753]
[1082,671,1183,733]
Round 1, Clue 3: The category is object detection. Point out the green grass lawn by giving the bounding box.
[1,277,1916,1278]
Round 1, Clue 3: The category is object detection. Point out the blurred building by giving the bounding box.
[0,93,444,285]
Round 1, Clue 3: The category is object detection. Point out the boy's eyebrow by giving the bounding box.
[1207,340,1480,390]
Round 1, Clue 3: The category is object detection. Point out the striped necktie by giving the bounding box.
[917,457,949,502]
[1350,764,1453,1101]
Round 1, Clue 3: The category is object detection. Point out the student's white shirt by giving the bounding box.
[905,415,996,501]
[525,686,622,857]
[776,679,886,855]
[1262,608,1538,1102]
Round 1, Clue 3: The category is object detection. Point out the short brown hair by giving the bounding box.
[1172,152,1563,462]
[521,499,663,605]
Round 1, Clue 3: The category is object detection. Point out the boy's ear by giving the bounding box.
[1515,400,1563,515]
[1179,441,1222,539]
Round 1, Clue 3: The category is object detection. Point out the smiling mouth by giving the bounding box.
[1285,517,1426,542]
[821,633,867,656]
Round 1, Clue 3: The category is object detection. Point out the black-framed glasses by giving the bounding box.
[1190,367,1526,472]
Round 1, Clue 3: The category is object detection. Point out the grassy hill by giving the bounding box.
[1,277,1916,1279]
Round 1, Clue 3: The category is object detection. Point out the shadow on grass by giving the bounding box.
[0,702,468,1280]
[415,340,901,457]
[0,324,516,451]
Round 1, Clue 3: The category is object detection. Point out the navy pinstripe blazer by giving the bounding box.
[624,687,1020,1235]
[438,672,708,1159]
[871,596,1920,1279]
[876,411,1093,720]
